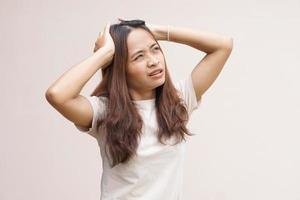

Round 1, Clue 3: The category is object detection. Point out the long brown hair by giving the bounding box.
[90,19,194,168]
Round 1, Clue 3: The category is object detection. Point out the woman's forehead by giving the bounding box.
[127,29,156,54]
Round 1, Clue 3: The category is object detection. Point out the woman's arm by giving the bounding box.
[45,47,113,104]
[153,25,233,101]
[45,23,115,129]
[44,47,114,129]
[46,22,114,104]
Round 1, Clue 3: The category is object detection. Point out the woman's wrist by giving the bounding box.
[93,46,114,69]
[157,25,170,41]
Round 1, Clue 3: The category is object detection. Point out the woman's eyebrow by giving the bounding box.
[130,42,157,59]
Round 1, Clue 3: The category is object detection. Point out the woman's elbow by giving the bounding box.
[225,37,234,51]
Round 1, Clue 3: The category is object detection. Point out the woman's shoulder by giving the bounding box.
[173,74,201,115]
[91,95,108,103]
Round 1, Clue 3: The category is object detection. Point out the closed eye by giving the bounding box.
[134,54,143,60]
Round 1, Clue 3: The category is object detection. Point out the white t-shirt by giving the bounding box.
[75,73,201,200]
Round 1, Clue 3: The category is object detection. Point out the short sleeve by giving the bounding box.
[74,95,107,139]
[174,73,202,115]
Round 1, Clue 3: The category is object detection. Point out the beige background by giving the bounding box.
[1,0,300,199]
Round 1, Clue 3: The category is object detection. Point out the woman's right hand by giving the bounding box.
[93,22,115,54]
[93,22,115,69]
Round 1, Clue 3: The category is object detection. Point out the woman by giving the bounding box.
[45,18,233,200]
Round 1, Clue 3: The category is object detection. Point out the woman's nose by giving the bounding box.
[148,55,159,66]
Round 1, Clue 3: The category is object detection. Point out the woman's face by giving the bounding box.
[126,28,166,99]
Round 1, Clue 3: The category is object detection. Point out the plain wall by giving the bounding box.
[1,0,299,199]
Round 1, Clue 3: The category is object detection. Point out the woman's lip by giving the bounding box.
[148,69,163,76]
[148,69,164,78]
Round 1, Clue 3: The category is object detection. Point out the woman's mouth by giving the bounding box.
[148,69,164,78]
